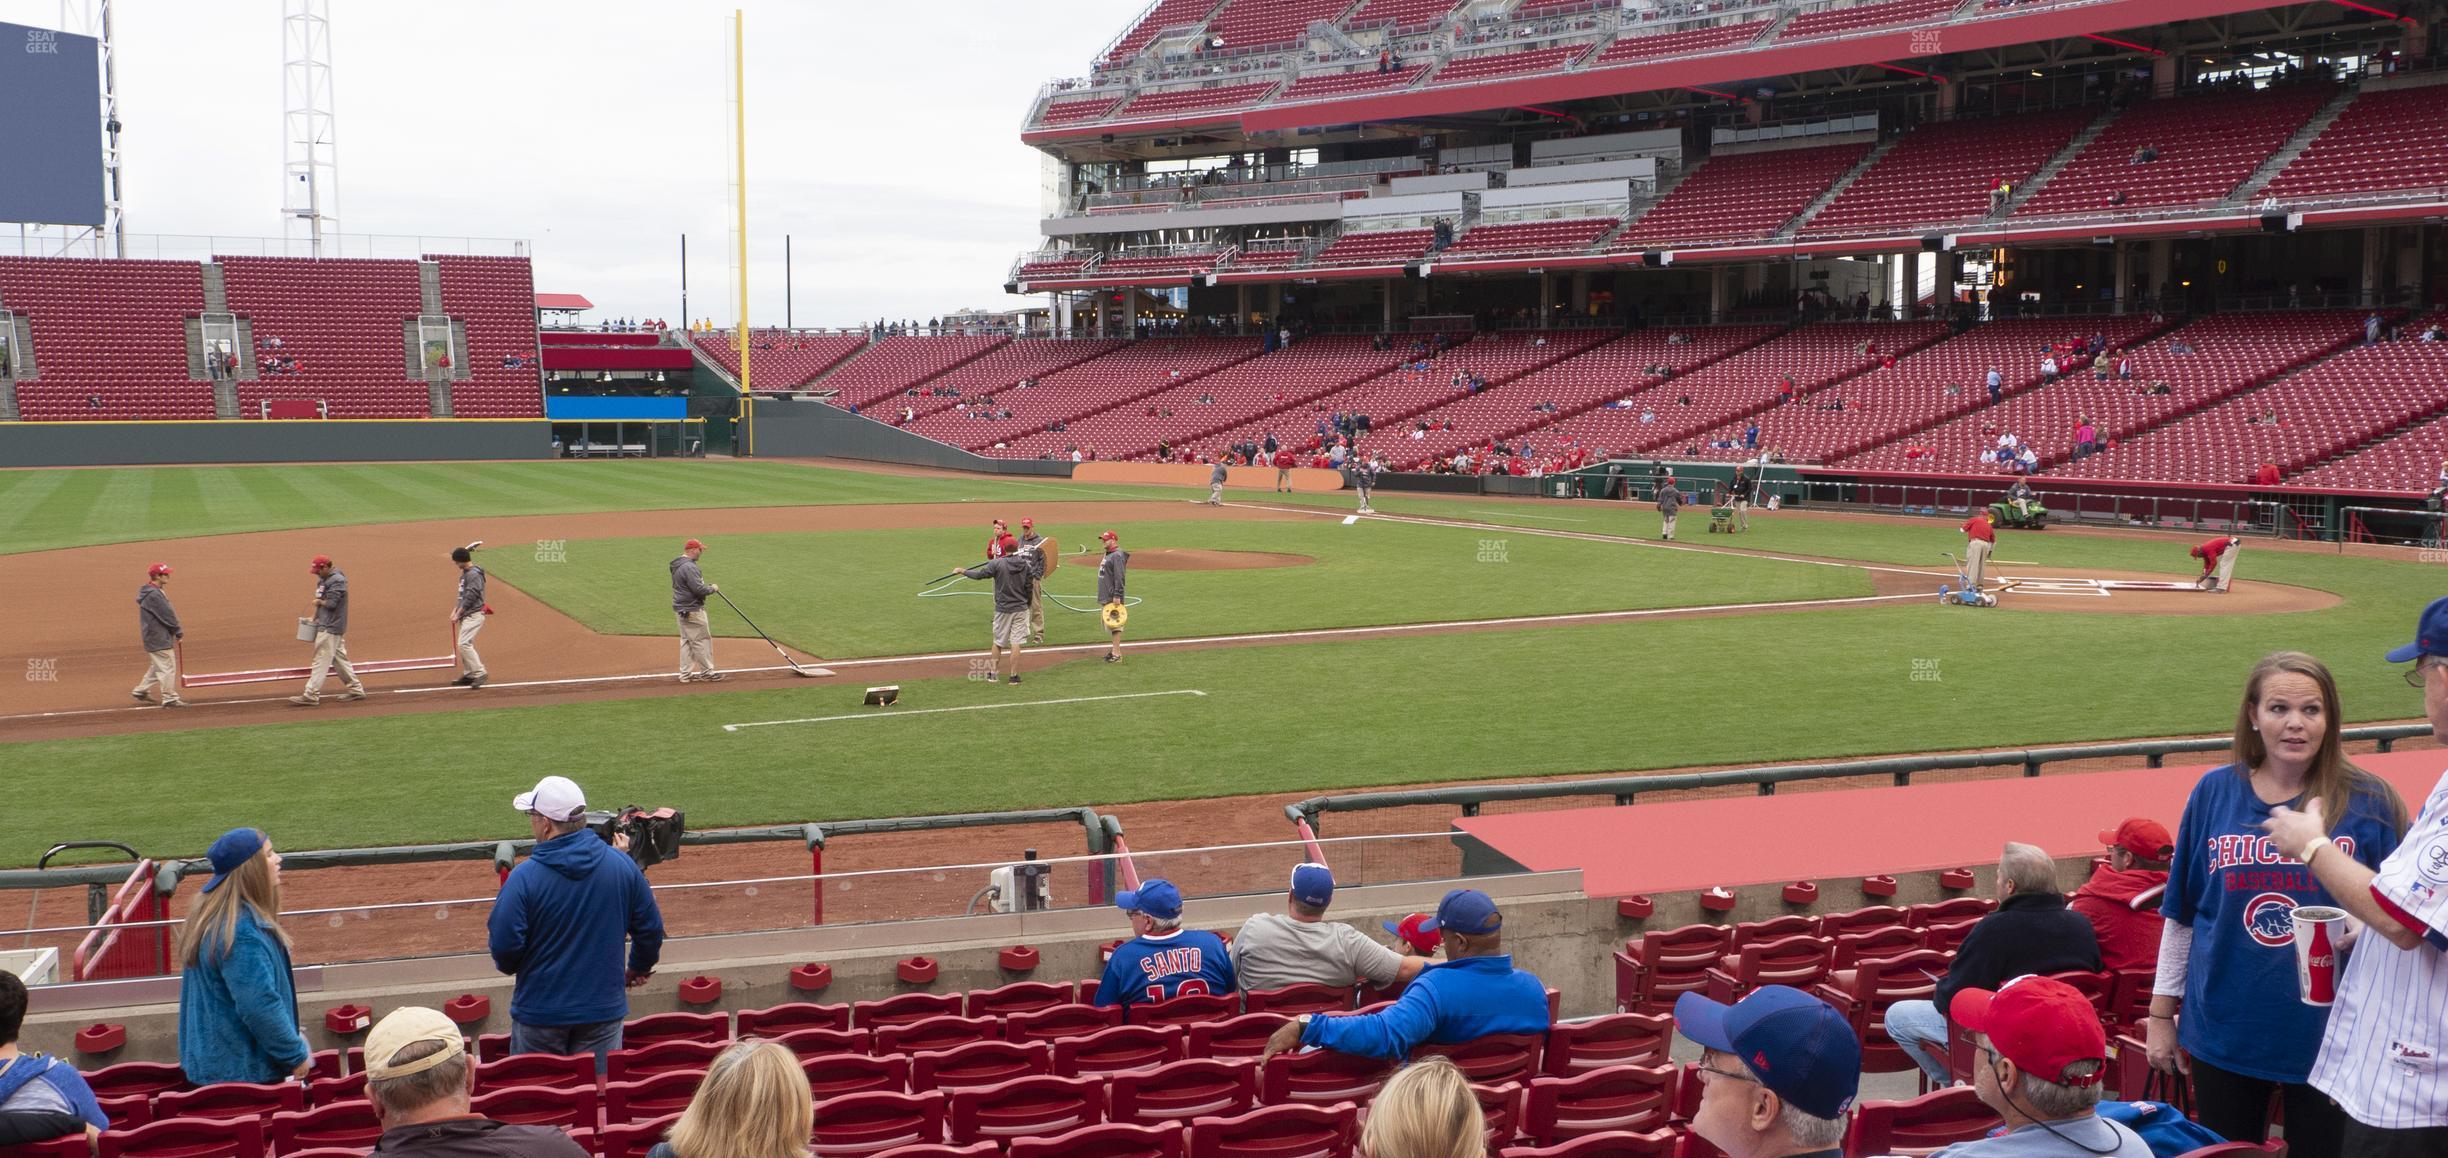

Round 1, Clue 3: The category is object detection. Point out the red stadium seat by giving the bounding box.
[593,1113,681,1158]
[1831,926,1926,970]
[875,1017,1000,1056]
[1473,1081,1526,1147]
[738,1001,853,1036]
[605,1069,705,1124]
[155,1081,304,1121]
[805,1052,912,1099]
[99,1115,266,1158]
[2172,1145,2286,1157]
[1906,899,1997,928]
[968,982,1080,1018]
[1054,1025,1186,1075]
[1133,992,1237,1028]
[1842,1087,2001,1156]
[1186,1102,1356,1158]
[2,1139,99,1158]
[474,1052,596,1092]
[1542,1015,1672,1076]
[1519,1066,1677,1143]
[1243,984,1355,1016]
[1729,916,1818,946]
[1497,1129,1682,1157]
[1816,906,1910,938]
[1008,1122,1187,1158]
[1414,1034,1545,1085]
[909,1041,1053,1092]
[1259,1048,1389,1106]
[1107,1058,1259,1127]
[268,1101,383,1152]
[1184,1013,1287,1060]
[773,1027,876,1060]
[607,1040,726,1082]
[621,1012,727,1048]
[875,1145,997,1158]
[1004,1003,1125,1044]
[1702,934,1835,1003]
[84,1063,187,1102]
[1614,924,1733,1015]
[856,994,969,1030]
[945,1074,1105,1143]
[1816,950,1955,1075]
[304,1072,364,1108]
[810,1090,947,1158]
[471,1083,595,1130]
[1919,920,1981,956]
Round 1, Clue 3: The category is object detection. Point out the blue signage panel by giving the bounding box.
[545,396,688,420]
[0,22,106,226]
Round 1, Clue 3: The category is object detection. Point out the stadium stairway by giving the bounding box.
[1990,105,2119,219]
[1773,137,1899,240]
[2228,84,2359,205]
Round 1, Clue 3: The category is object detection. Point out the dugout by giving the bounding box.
[543,395,704,457]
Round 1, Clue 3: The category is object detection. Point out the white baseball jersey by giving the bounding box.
[2310,766,2448,1129]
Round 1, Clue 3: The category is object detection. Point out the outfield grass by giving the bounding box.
[0,461,1191,554]
[480,518,1869,657]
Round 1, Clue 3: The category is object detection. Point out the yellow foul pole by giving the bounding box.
[733,10,750,393]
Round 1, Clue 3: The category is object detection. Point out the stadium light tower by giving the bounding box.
[282,0,341,256]
[58,0,125,256]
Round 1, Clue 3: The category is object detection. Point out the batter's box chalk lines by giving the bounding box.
[723,689,1209,733]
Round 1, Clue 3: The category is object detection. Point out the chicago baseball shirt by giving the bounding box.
[1093,928,1233,1016]
[2310,767,2448,1129]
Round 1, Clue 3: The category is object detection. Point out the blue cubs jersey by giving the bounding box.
[1093,929,1234,1017]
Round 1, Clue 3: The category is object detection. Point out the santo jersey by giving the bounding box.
[1093,929,1234,1018]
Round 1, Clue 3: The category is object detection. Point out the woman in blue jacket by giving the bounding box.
[176,828,311,1085]
[2147,652,2408,1150]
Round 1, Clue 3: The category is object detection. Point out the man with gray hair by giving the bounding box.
[361,1005,588,1155]
[1884,842,2103,1086]
[1931,976,2150,1155]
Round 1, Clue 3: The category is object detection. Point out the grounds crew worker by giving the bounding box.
[1098,531,1128,663]
[1960,509,1996,599]
[1656,471,1682,541]
[449,546,488,688]
[2191,535,2241,593]
[132,563,187,708]
[291,555,366,705]
[958,548,1036,684]
[1207,458,1228,505]
[671,539,721,683]
[1017,517,1048,643]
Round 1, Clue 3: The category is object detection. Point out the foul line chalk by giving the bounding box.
[723,689,1208,732]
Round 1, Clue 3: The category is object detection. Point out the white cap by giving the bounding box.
[513,775,587,822]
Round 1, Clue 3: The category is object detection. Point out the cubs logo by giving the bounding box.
[2417,835,2448,886]
[2245,892,2299,947]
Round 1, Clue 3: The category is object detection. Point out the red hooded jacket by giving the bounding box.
[2068,865,2168,973]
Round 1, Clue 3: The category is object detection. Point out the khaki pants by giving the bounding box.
[133,648,182,704]
[1275,468,1290,492]
[1208,482,1224,505]
[1027,584,1044,641]
[2210,545,2240,592]
[1964,538,1992,592]
[1661,513,1678,540]
[677,609,715,675]
[454,614,487,678]
[303,630,362,700]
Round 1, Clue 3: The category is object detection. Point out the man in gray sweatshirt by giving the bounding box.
[1656,471,1683,541]
[1208,459,1228,505]
[449,546,489,688]
[1016,518,1048,644]
[671,539,720,682]
[132,564,187,708]
[291,554,366,705]
[1097,530,1128,663]
[958,552,1036,684]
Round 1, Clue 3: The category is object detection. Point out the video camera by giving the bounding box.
[589,806,685,870]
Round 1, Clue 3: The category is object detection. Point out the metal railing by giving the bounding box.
[1289,725,2435,829]
[5,231,530,261]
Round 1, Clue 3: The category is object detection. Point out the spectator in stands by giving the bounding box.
[1743,422,1760,449]
[489,775,665,1070]
[2014,445,2038,475]
[1672,985,1861,1158]
[2282,598,2448,1150]
[2148,651,2409,1150]
[1986,366,2003,404]
[1095,879,1233,1020]
[1261,888,1548,1061]
[1358,1055,1482,1158]
[2131,145,2158,164]
[1883,842,2103,1086]
[360,1006,588,1157]
[177,827,312,1085]
[1383,912,1442,964]
[646,1039,810,1158]
[0,969,108,1149]
[2069,818,2173,974]
[1234,863,1424,994]
[2366,312,2384,344]
[1934,977,2153,1156]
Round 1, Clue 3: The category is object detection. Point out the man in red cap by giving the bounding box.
[132,564,186,708]
[670,540,720,682]
[291,555,365,705]
[986,519,1012,560]
[1958,509,1996,602]
[2068,818,2171,973]
[2190,535,2241,592]
[1096,531,1127,663]
[1937,976,2151,1155]
[1016,518,1047,644]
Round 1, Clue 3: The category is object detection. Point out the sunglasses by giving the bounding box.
[2411,658,2448,689]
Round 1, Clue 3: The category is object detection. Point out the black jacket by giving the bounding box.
[1933,892,2102,1019]
[372,1116,589,1157]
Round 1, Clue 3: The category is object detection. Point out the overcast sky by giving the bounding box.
[3,0,1142,327]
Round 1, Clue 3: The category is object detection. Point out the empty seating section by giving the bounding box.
[888,339,1129,423]
[822,335,1009,410]
[1588,19,1766,66]
[219,256,426,419]
[1094,251,1233,279]
[1827,317,2171,472]
[1432,44,1589,85]
[999,335,1408,460]
[1101,0,1227,63]
[1779,0,1960,39]
[2059,315,2448,484]
[691,330,868,391]
[0,257,211,420]
[1016,254,1094,282]
[1801,108,2096,237]
[1620,143,1870,246]
[1205,0,1360,51]
[1278,63,1431,101]
[1549,323,1948,460]
[1202,330,1614,456]
[2291,408,2448,493]
[1227,245,1309,271]
[1040,94,1128,126]
[1347,0,1461,32]
[426,255,544,417]
[2014,86,2332,218]
[1311,228,1435,267]
[2262,84,2448,203]
[1437,217,1617,261]
[1372,327,1780,468]
[923,338,1259,452]
[1117,80,1283,120]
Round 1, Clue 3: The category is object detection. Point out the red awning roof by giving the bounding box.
[535,293,594,311]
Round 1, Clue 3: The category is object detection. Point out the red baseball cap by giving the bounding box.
[2098,818,2173,861]
[684,539,704,551]
[1382,913,1441,954]
[998,534,1018,552]
[1950,976,2106,1086]
[1020,518,1034,529]
[1099,531,1118,543]
[308,554,332,571]
[148,563,172,578]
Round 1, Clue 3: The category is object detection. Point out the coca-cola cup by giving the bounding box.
[2291,904,2348,1006]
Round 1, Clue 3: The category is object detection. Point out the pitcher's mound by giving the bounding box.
[1126,549,1315,571]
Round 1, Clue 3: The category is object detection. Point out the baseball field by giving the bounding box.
[0,457,2432,874]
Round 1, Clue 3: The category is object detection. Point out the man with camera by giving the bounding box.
[487,775,665,1071]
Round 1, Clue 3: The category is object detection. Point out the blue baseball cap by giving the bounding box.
[201,828,265,894]
[2385,595,2448,663]
[1289,863,1335,908]
[1674,985,1861,1120]
[1417,888,1501,936]
[1115,878,1183,921]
